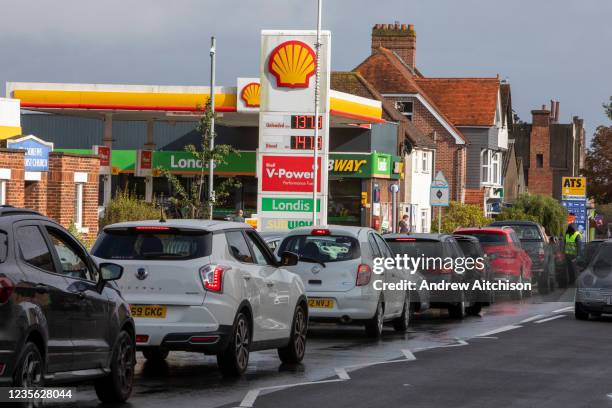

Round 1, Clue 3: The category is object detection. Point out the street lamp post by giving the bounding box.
[312,0,322,226]
[209,36,216,220]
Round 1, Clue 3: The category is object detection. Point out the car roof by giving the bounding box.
[284,225,369,238]
[102,219,251,232]
[452,234,480,242]
[259,231,286,238]
[490,220,541,226]
[384,233,453,241]
[455,227,511,234]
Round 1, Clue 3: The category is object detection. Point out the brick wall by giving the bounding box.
[24,174,48,214]
[0,149,25,207]
[528,110,553,196]
[47,153,100,240]
[371,23,417,70]
[464,188,485,209]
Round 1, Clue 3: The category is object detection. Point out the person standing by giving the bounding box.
[232,209,245,223]
[564,223,583,283]
[398,214,410,233]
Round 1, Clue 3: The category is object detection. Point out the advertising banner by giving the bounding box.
[237,78,261,112]
[261,197,320,212]
[94,145,111,175]
[136,149,153,177]
[561,198,587,234]
[561,177,587,199]
[261,155,321,193]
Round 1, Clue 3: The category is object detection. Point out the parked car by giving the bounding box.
[453,234,495,308]
[489,220,557,293]
[260,231,287,253]
[0,206,134,402]
[277,226,414,337]
[92,220,307,376]
[384,233,479,318]
[577,239,606,273]
[575,239,612,320]
[455,227,532,300]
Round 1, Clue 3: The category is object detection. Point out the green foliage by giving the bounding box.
[162,99,241,218]
[431,201,491,233]
[581,102,612,203]
[100,188,160,228]
[604,96,612,121]
[495,193,567,236]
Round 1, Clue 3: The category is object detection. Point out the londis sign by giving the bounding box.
[561,177,586,198]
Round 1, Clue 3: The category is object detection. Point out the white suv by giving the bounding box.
[92,220,307,376]
[277,226,416,337]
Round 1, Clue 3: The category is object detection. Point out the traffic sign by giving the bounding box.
[430,171,449,207]
[561,177,586,199]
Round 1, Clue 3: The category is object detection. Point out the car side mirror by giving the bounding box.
[279,251,299,267]
[100,263,123,281]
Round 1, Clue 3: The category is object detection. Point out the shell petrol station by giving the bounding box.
[2,30,405,232]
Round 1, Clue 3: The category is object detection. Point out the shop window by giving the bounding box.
[0,180,5,205]
[395,101,413,121]
[328,179,361,226]
[74,183,84,229]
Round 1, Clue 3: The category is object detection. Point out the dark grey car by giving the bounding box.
[0,207,135,402]
[575,240,612,320]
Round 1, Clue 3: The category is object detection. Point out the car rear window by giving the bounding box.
[386,240,444,258]
[278,235,360,263]
[0,232,7,263]
[458,232,508,245]
[456,240,481,258]
[92,228,212,260]
[500,225,542,241]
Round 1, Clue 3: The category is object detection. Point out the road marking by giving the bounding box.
[238,378,346,407]
[474,336,498,339]
[534,315,567,324]
[607,393,612,399]
[440,338,468,348]
[552,306,574,313]
[520,314,546,323]
[335,367,350,380]
[474,325,522,338]
[402,349,416,360]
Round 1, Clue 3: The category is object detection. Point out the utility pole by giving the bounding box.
[312,0,322,226]
[208,36,216,220]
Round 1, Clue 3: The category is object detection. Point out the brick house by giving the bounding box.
[331,71,437,232]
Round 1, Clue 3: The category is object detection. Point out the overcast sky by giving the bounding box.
[1,0,610,139]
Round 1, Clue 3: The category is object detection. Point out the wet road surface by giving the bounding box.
[60,288,597,408]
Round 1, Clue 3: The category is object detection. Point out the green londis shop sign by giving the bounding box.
[154,151,256,174]
[261,197,321,212]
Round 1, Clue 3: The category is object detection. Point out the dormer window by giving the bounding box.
[395,101,413,121]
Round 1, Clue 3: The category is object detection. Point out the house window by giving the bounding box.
[481,150,501,185]
[481,150,490,184]
[420,209,429,233]
[74,183,84,228]
[491,152,500,185]
[0,180,5,205]
[421,151,430,173]
[536,154,544,168]
[395,101,413,121]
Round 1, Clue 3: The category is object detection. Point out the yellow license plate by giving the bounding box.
[308,298,334,309]
[130,305,167,318]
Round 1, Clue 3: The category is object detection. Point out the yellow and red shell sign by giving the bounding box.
[240,82,261,108]
[268,40,316,88]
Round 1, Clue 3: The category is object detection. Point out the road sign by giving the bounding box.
[561,198,587,234]
[561,177,586,199]
[430,171,449,207]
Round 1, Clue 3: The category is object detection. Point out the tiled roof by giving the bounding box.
[414,78,500,127]
[330,71,436,149]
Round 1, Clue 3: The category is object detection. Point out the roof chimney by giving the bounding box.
[371,22,417,70]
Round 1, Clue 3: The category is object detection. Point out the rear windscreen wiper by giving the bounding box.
[299,256,326,268]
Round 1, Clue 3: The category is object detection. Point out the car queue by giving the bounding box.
[1,206,609,403]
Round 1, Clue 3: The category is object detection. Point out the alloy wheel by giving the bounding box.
[235,318,250,371]
[117,336,135,394]
[20,350,43,387]
[293,308,307,358]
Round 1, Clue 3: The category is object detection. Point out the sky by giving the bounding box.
[1,0,611,140]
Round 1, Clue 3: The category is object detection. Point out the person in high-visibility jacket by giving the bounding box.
[564,224,583,283]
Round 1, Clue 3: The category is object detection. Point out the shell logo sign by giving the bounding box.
[268,40,316,88]
[240,82,261,108]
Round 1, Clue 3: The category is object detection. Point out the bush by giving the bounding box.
[100,189,160,228]
[431,201,491,233]
[495,193,567,236]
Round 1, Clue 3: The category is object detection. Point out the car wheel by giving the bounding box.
[466,302,482,316]
[365,300,384,338]
[217,312,250,377]
[537,271,550,295]
[94,331,135,403]
[510,272,524,300]
[142,347,169,363]
[574,302,589,321]
[278,304,307,363]
[448,292,466,319]
[393,292,412,332]
[13,342,45,387]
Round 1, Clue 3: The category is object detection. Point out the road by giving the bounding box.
[64,288,611,408]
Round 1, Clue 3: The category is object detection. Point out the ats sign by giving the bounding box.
[262,155,321,193]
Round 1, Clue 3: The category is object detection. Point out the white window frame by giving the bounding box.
[421,151,430,173]
[74,183,84,229]
[0,180,6,206]
[394,100,414,121]
[491,152,500,185]
[420,209,429,233]
[481,149,491,184]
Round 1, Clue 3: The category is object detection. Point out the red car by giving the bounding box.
[454,227,532,297]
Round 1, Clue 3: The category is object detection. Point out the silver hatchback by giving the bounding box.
[277,226,416,337]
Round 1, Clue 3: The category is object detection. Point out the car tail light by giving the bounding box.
[538,248,545,261]
[0,277,14,305]
[393,237,416,241]
[189,335,219,344]
[311,229,331,236]
[356,264,372,286]
[201,265,230,293]
[0,363,5,376]
[135,335,149,343]
[134,226,171,231]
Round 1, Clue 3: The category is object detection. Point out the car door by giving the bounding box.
[244,230,292,341]
[373,233,402,315]
[42,223,110,370]
[13,221,73,373]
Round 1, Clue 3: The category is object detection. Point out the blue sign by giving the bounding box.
[561,198,587,235]
[7,136,54,172]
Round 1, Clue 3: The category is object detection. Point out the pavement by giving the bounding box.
[59,288,612,408]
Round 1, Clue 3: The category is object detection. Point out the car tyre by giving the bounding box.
[217,312,250,377]
[466,302,482,316]
[510,272,524,300]
[13,342,45,387]
[448,292,466,319]
[537,272,550,295]
[94,330,135,403]
[278,304,307,363]
[393,292,412,332]
[142,347,169,363]
[365,300,384,338]
[574,302,589,321]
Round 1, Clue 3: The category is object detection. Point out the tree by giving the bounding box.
[162,99,241,219]
[496,193,567,236]
[581,99,612,203]
[431,201,491,233]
